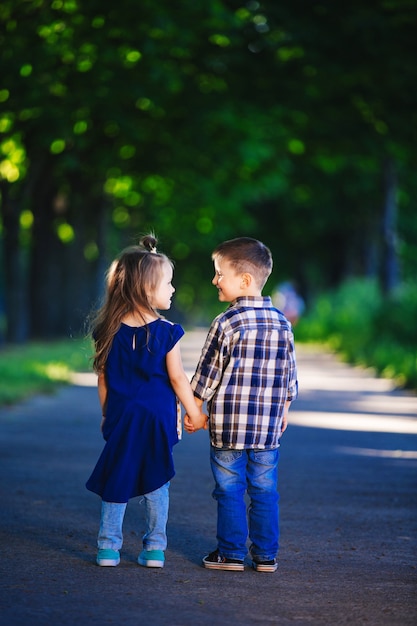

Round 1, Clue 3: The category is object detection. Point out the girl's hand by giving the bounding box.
[184,413,195,433]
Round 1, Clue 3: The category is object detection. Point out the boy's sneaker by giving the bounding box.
[202,549,244,571]
[96,549,120,567]
[138,549,165,568]
[252,558,278,573]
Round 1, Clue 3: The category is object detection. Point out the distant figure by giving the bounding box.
[272,281,305,326]
[86,234,206,568]
[184,237,298,573]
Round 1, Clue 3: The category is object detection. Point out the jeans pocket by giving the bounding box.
[252,448,279,465]
[213,448,243,464]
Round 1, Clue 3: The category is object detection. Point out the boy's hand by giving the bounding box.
[281,400,291,435]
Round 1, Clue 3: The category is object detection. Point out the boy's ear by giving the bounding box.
[240,272,252,288]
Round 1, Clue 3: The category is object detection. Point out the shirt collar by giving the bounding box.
[231,296,272,308]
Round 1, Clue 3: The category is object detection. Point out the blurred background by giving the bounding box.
[1,0,416,388]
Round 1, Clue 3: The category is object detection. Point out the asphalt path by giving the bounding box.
[0,330,416,625]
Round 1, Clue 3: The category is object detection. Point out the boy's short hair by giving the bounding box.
[212,237,273,289]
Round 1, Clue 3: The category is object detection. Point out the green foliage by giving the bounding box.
[374,282,417,346]
[1,0,417,338]
[297,278,382,348]
[0,338,92,405]
[297,279,417,389]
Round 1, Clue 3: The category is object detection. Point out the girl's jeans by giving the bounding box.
[98,482,170,552]
[210,445,280,562]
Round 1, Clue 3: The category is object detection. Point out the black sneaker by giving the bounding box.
[252,558,278,573]
[202,549,244,571]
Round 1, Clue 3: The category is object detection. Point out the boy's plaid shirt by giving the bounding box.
[191,296,298,450]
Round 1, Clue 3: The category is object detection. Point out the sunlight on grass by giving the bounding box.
[34,362,72,380]
[0,338,93,406]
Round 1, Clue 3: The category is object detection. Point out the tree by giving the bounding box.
[1,0,416,340]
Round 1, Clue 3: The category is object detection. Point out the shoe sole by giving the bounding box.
[203,560,244,571]
[138,558,164,568]
[97,558,120,567]
[252,562,277,573]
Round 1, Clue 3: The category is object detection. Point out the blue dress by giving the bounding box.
[86,319,184,503]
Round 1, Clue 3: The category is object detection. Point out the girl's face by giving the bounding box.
[151,262,175,310]
[212,258,243,303]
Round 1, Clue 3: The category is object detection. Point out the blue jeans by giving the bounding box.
[98,482,170,552]
[210,446,279,561]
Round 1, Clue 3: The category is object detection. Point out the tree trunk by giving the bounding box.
[62,182,111,338]
[29,169,59,338]
[381,158,400,294]
[0,183,29,343]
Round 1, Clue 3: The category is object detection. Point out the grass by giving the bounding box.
[296,278,417,391]
[0,337,93,406]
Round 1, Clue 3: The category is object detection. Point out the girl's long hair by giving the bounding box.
[90,234,172,373]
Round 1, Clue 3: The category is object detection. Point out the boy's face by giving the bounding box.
[212,258,243,303]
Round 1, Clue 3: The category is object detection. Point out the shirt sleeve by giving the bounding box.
[190,319,228,401]
[286,329,298,401]
[167,323,185,352]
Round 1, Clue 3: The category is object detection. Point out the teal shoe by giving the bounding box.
[138,549,165,568]
[96,548,120,566]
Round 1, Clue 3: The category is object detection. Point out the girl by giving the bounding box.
[86,234,207,568]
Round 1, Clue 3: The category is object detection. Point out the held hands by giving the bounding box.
[184,410,208,433]
[183,395,208,434]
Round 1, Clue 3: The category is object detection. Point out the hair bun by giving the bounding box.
[141,234,158,253]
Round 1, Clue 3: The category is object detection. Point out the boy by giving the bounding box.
[185,237,298,572]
